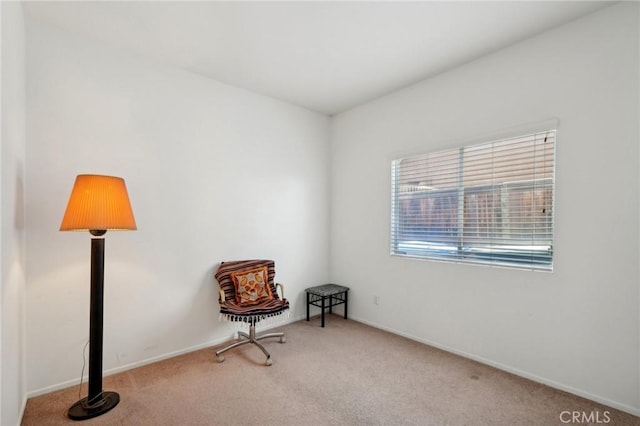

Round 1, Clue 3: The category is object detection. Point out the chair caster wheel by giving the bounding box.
[217,355,225,363]
[280,336,286,343]
[265,357,273,366]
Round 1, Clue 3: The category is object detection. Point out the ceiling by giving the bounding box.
[23,1,613,115]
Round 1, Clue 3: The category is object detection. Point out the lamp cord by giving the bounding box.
[78,339,90,400]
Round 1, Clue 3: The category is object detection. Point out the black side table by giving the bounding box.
[305,284,349,327]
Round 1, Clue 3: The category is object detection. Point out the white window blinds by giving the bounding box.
[391,129,556,270]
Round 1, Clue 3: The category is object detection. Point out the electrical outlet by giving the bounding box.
[374,295,380,305]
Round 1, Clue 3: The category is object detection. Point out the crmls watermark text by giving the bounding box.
[559,410,611,424]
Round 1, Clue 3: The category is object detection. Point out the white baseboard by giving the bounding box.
[16,393,28,426]
[350,315,640,418]
[29,314,636,419]
[26,313,304,399]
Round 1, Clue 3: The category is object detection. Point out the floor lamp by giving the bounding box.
[60,174,137,421]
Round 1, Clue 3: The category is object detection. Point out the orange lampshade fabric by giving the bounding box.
[60,175,137,231]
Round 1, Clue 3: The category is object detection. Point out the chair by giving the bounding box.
[214,259,289,366]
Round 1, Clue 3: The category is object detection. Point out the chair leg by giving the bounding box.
[256,332,286,344]
[252,340,273,366]
[215,321,286,366]
[215,334,251,362]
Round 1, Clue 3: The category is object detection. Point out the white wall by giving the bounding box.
[1,1,27,424]
[25,20,330,394]
[331,2,639,415]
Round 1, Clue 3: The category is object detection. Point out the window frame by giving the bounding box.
[390,127,556,271]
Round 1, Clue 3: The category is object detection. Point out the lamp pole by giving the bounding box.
[68,230,120,420]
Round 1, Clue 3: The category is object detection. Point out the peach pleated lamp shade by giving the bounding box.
[60,175,137,231]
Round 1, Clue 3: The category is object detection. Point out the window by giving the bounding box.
[391,129,556,270]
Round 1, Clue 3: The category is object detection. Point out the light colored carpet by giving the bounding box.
[22,316,639,425]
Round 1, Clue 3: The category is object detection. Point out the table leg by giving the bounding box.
[306,292,310,321]
[344,291,348,319]
[329,295,333,314]
[321,296,325,328]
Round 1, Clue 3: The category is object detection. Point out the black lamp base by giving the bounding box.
[68,391,120,421]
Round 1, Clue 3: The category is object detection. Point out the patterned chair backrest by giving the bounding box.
[215,259,279,302]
